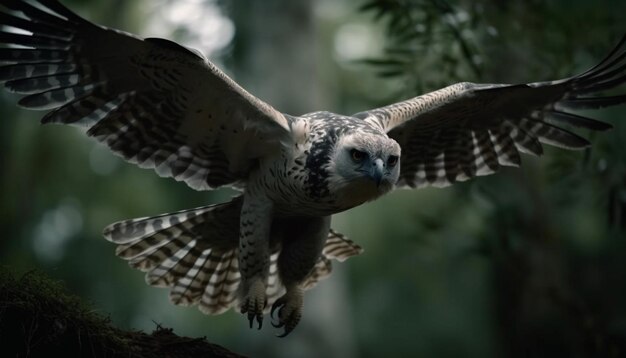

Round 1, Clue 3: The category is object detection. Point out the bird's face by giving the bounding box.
[328,132,401,206]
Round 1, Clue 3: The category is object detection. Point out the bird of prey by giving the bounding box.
[1,0,624,336]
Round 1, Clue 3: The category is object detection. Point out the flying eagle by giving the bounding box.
[1,0,624,336]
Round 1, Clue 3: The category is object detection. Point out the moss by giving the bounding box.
[0,267,245,358]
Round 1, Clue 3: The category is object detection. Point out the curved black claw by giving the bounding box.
[241,294,266,330]
[270,296,300,337]
[276,329,293,338]
[247,311,263,329]
[270,297,286,328]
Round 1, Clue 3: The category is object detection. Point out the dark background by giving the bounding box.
[1,0,625,357]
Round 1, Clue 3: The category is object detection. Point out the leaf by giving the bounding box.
[377,69,405,77]
[358,58,406,67]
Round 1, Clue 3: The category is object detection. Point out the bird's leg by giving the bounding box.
[271,284,303,337]
[238,192,273,330]
[272,216,330,337]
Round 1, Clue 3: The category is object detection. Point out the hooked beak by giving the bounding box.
[370,158,385,187]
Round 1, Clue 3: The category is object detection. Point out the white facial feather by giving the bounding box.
[326,132,401,208]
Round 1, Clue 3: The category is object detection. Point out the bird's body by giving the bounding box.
[260,111,394,217]
[225,111,400,332]
[1,0,625,337]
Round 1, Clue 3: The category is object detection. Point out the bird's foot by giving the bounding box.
[270,287,303,337]
[240,278,267,330]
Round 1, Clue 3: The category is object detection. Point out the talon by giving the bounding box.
[277,323,295,338]
[270,298,284,319]
[278,313,297,337]
[270,297,285,327]
[272,317,284,329]
[241,279,268,330]
[270,290,302,337]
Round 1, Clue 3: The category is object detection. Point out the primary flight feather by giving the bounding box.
[1,0,624,337]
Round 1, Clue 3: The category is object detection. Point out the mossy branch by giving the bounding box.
[0,267,245,358]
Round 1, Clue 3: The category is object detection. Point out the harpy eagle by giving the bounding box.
[0,0,624,336]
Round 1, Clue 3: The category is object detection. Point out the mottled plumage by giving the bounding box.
[2,0,625,337]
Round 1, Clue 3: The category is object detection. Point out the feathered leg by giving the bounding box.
[271,216,330,337]
[238,191,273,329]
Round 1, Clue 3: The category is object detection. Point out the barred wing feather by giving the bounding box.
[0,0,289,191]
[355,36,626,189]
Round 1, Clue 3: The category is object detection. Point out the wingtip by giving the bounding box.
[597,122,614,132]
[574,139,592,150]
[610,33,626,53]
[35,0,89,24]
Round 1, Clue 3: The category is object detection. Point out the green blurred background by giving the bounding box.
[1,0,625,357]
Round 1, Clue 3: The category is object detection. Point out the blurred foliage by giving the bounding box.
[359,0,483,92]
[1,0,626,358]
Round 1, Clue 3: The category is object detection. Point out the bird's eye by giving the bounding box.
[388,155,399,167]
[351,149,366,162]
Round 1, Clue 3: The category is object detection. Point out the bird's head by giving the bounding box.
[327,131,401,205]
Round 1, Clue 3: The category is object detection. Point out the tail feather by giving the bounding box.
[196,249,241,314]
[323,229,364,262]
[125,230,198,271]
[179,253,213,301]
[103,197,364,316]
[103,203,219,244]
[146,239,200,287]
[302,229,364,289]
[302,256,333,290]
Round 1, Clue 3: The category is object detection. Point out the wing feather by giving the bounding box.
[0,0,291,191]
[357,35,625,189]
[458,130,477,178]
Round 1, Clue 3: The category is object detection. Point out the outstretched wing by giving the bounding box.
[354,36,626,188]
[0,0,290,190]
